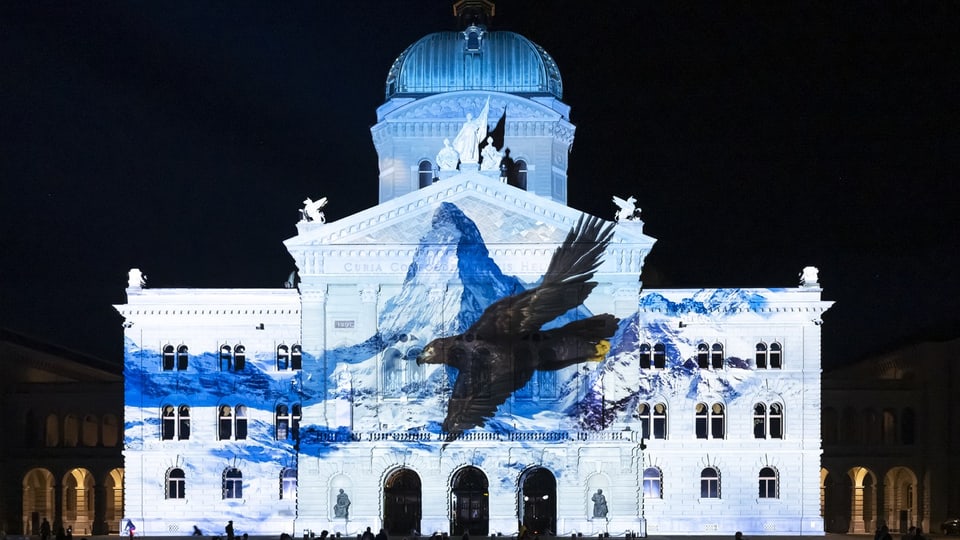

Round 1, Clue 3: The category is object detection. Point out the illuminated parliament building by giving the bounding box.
[116,3,832,537]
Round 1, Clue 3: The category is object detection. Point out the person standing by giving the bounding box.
[225,521,235,540]
[40,519,51,540]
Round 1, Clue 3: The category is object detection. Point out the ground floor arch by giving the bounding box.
[62,468,96,534]
[22,468,55,535]
[384,468,421,536]
[450,466,488,536]
[884,466,919,533]
[519,467,556,535]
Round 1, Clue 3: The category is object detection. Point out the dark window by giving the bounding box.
[167,468,186,499]
[754,403,767,439]
[220,345,232,371]
[218,405,233,440]
[711,343,724,369]
[755,342,767,369]
[769,403,783,438]
[176,345,189,370]
[697,343,709,369]
[162,345,175,371]
[234,345,246,371]
[639,343,651,369]
[769,342,782,368]
[419,160,434,188]
[759,467,778,498]
[236,405,248,440]
[653,343,666,369]
[700,468,719,498]
[223,468,242,499]
[291,344,302,370]
[652,403,667,439]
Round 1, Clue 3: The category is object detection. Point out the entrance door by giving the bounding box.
[520,468,556,535]
[384,468,422,536]
[451,466,488,536]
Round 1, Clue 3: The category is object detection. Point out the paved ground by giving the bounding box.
[10,534,949,540]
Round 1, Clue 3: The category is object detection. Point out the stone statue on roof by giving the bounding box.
[452,97,490,166]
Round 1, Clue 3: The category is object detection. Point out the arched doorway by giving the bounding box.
[822,468,850,533]
[885,467,919,532]
[520,468,556,535]
[22,468,55,535]
[384,468,421,536]
[451,466,488,536]
[848,466,878,533]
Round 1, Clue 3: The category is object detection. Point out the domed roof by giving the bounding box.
[385,26,563,100]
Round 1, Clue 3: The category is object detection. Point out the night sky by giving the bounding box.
[2,2,958,371]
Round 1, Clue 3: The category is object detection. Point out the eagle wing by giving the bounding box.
[442,345,536,435]
[470,214,615,338]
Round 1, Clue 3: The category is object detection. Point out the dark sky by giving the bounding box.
[2,1,958,370]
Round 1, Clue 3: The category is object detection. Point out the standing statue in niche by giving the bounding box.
[334,489,351,518]
[436,138,459,171]
[452,97,490,166]
[480,137,502,171]
[591,489,608,519]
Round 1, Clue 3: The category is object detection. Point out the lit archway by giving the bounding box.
[884,467,919,533]
[520,467,556,535]
[384,468,421,536]
[105,468,124,533]
[847,466,878,533]
[451,466,488,536]
[63,468,95,534]
[22,468,55,535]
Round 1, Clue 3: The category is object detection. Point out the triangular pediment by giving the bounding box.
[285,172,654,249]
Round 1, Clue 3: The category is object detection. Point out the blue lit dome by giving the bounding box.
[385,25,563,99]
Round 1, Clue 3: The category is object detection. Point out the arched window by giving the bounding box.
[769,342,782,368]
[63,414,79,447]
[102,414,119,447]
[753,402,784,439]
[754,403,767,438]
[883,408,898,443]
[643,467,662,498]
[234,345,246,371]
[82,414,99,446]
[653,343,666,369]
[696,402,725,439]
[418,160,434,188]
[223,468,242,499]
[220,345,233,371]
[711,343,724,369]
[759,467,778,498]
[277,345,290,370]
[652,402,667,439]
[276,405,290,440]
[700,467,720,498]
[755,342,768,369]
[162,405,190,440]
[291,344,302,370]
[901,407,916,444]
[697,343,709,368]
[281,468,297,500]
[639,343,651,369]
[177,345,189,370]
[167,468,186,499]
[162,345,175,371]
[276,404,301,441]
[235,405,248,440]
[179,405,191,439]
[45,413,60,447]
[218,405,234,440]
[515,159,528,190]
[769,403,783,438]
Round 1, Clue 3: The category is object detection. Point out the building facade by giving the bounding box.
[821,337,960,535]
[0,329,124,537]
[117,5,832,537]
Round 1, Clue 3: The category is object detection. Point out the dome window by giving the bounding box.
[462,25,485,53]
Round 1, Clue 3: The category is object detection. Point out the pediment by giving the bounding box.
[285,172,653,249]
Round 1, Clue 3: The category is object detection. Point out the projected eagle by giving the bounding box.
[417,215,619,436]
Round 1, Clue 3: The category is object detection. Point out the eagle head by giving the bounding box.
[416,335,471,368]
